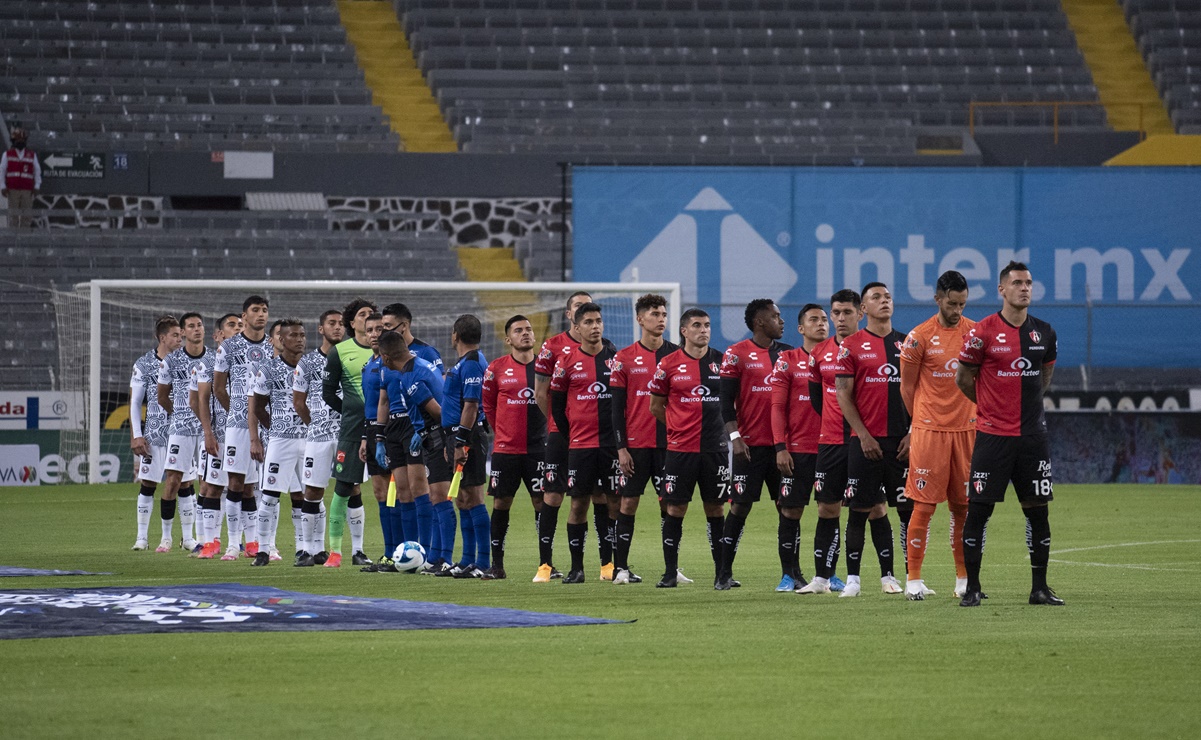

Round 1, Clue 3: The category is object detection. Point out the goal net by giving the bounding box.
[53,280,680,484]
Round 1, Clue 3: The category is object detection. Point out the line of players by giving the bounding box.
[131,264,1062,604]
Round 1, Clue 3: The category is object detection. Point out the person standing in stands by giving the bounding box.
[1,127,41,228]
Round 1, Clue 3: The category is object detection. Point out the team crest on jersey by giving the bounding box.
[1029,330,1042,343]
[969,337,984,349]
[484,368,494,381]
[894,341,903,350]
[776,360,788,373]
[722,352,738,366]
[837,346,850,360]
[611,360,623,372]
[552,366,566,379]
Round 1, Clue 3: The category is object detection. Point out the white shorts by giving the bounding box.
[303,439,337,489]
[262,437,305,494]
[135,445,167,485]
[166,434,200,477]
[202,450,228,488]
[223,426,254,475]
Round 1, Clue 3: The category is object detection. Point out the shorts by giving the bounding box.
[445,425,487,488]
[619,447,666,498]
[779,452,817,507]
[302,438,337,489]
[813,444,849,505]
[261,437,305,494]
[730,445,785,506]
[543,431,568,494]
[845,436,908,509]
[223,427,255,475]
[906,428,974,506]
[422,425,453,485]
[165,434,200,477]
[660,451,729,505]
[566,447,620,497]
[489,451,544,498]
[202,449,228,488]
[334,435,366,485]
[383,414,423,469]
[134,444,166,485]
[969,432,1054,505]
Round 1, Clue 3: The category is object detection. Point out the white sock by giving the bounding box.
[301,509,316,555]
[291,505,303,554]
[136,493,154,541]
[316,502,327,554]
[348,505,365,554]
[179,495,196,544]
[257,495,281,551]
[224,497,242,548]
[848,575,861,585]
[242,507,257,545]
[160,512,174,543]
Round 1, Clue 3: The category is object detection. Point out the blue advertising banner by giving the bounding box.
[573,167,1201,367]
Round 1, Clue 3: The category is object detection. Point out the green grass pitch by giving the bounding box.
[2,484,1199,739]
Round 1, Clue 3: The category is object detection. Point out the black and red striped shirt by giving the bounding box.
[959,312,1056,437]
[808,336,849,445]
[719,338,793,447]
[836,328,910,439]
[549,344,617,449]
[648,347,727,454]
[771,347,821,454]
[611,339,678,450]
[535,331,580,435]
[482,354,545,455]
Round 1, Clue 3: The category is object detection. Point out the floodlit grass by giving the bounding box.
[2,484,1199,738]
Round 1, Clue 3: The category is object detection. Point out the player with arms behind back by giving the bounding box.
[156,312,208,554]
[956,261,1062,607]
[130,316,182,551]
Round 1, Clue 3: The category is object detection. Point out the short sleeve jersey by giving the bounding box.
[442,349,487,429]
[190,350,223,441]
[131,349,169,447]
[549,344,617,449]
[250,356,307,440]
[213,332,270,430]
[836,328,910,439]
[808,336,849,446]
[647,347,727,454]
[482,355,546,455]
[362,354,383,423]
[899,314,977,432]
[293,349,339,442]
[158,346,209,437]
[720,338,793,447]
[409,338,444,376]
[535,331,580,435]
[610,339,678,450]
[382,357,443,433]
[958,312,1057,437]
[770,347,820,454]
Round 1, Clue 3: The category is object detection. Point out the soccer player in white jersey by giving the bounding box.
[213,296,271,557]
[156,312,208,553]
[131,316,182,551]
[192,313,240,559]
[248,319,309,567]
[291,309,343,564]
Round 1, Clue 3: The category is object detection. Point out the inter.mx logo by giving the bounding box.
[620,188,797,342]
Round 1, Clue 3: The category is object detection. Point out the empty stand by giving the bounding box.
[1126,0,1201,133]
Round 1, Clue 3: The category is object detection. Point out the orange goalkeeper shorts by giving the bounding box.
[904,428,974,506]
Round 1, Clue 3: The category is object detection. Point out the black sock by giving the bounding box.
[593,503,611,564]
[814,516,839,579]
[567,521,587,573]
[778,513,800,577]
[538,504,559,566]
[706,516,724,571]
[896,503,913,575]
[178,485,194,498]
[869,514,895,579]
[792,509,804,576]
[662,514,683,576]
[720,512,747,577]
[139,484,156,498]
[963,502,995,592]
[301,499,320,515]
[200,496,221,511]
[845,509,869,578]
[241,495,256,513]
[224,487,242,504]
[615,512,635,570]
[160,498,177,521]
[1024,505,1051,591]
[491,507,510,569]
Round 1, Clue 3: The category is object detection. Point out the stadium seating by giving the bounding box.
[399,0,1105,159]
[0,0,399,152]
[1125,0,1201,133]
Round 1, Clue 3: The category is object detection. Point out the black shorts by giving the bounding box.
[489,451,544,499]
[970,432,1054,505]
[422,425,453,485]
[779,452,817,508]
[730,445,784,506]
[383,414,423,469]
[661,450,729,505]
[566,447,620,497]
[620,447,666,498]
[445,425,487,488]
[814,444,849,505]
[845,436,908,509]
[543,431,568,494]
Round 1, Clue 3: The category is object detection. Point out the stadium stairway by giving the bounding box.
[456,247,549,347]
[1061,0,1173,135]
[338,0,457,152]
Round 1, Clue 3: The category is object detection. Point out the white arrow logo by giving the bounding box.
[44,155,73,168]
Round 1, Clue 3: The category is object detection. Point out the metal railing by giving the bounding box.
[968,101,1149,143]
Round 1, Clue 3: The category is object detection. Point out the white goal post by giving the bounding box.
[54,280,681,484]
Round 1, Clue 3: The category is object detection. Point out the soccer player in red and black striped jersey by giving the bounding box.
[648,308,728,588]
[956,261,1062,607]
[835,282,911,598]
[610,293,679,585]
[717,298,793,590]
[480,315,548,580]
[769,303,828,592]
[544,302,620,584]
[797,289,861,594]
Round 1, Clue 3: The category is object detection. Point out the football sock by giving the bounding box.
[593,503,612,564]
[414,493,433,551]
[177,486,196,542]
[615,512,635,570]
[662,514,684,575]
[257,492,281,552]
[490,506,510,569]
[719,511,748,577]
[706,515,724,571]
[135,485,155,541]
[537,503,559,565]
[316,502,327,554]
[896,503,913,574]
[948,502,968,579]
[290,504,302,553]
[470,504,490,569]
[241,494,258,545]
[199,496,220,543]
[434,500,456,563]
[1024,505,1051,591]
[347,495,366,554]
[378,501,393,560]
[301,500,320,555]
[869,513,895,579]
[399,502,418,549]
[906,502,936,581]
[159,498,176,542]
[389,505,406,555]
[778,513,800,577]
[963,501,996,592]
[814,516,839,579]
[567,521,587,573]
[845,509,869,578]
[458,505,475,567]
[224,489,243,547]
[328,492,349,555]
